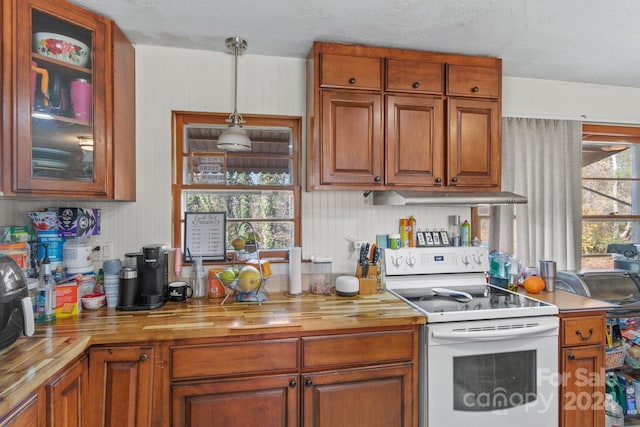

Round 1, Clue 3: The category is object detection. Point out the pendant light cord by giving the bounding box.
[232,43,239,116]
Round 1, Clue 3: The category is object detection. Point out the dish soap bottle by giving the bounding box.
[460,220,471,247]
[36,244,56,323]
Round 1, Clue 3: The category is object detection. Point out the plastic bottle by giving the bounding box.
[208,269,225,299]
[605,393,624,427]
[408,216,416,247]
[461,220,471,246]
[450,215,461,247]
[191,256,206,298]
[399,218,410,248]
[36,244,56,323]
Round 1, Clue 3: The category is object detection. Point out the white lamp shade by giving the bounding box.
[217,125,252,151]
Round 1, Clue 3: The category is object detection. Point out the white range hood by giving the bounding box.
[371,190,528,206]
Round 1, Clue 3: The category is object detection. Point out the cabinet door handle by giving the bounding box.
[435,177,442,184]
[472,86,479,93]
[412,82,420,89]
[349,77,356,84]
[576,328,594,340]
[451,176,458,183]
[139,353,148,361]
[289,380,297,388]
[305,379,313,387]
[374,175,382,182]
[568,353,575,360]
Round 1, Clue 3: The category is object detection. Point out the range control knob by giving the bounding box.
[406,255,416,267]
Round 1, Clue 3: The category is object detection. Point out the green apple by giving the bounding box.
[219,268,237,286]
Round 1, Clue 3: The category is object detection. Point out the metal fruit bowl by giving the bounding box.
[217,272,264,293]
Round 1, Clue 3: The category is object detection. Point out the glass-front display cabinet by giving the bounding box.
[2,0,135,200]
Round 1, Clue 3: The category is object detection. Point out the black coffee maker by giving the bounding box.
[0,255,34,349]
[117,245,168,310]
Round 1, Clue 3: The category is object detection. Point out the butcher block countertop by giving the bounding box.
[0,291,425,417]
[517,288,617,312]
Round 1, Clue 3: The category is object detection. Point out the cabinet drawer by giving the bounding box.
[446,64,500,98]
[386,59,444,93]
[561,316,605,347]
[321,53,382,90]
[171,338,298,380]
[302,330,414,369]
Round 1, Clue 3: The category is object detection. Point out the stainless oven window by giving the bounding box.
[453,350,536,411]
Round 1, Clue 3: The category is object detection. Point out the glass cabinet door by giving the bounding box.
[14,0,107,194]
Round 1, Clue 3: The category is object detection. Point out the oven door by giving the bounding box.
[424,316,559,427]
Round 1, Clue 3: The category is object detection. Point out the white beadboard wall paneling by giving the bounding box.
[301,190,471,274]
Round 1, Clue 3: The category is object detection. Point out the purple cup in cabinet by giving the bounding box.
[70,79,92,122]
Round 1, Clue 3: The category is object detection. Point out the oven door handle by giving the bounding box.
[431,323,558,340]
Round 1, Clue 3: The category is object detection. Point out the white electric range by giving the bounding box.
[384,246,559,427]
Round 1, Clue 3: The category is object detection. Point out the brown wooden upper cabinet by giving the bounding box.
[307,41,502,192]
[1,0,135,200]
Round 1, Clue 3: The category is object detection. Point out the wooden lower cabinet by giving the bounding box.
[302,365,413,427]
[46,355,88,427]
[559,311,606,427]
[0,392,44,427]
[171,374,298,426]
[169,327,418,427]
[88,345,155,427]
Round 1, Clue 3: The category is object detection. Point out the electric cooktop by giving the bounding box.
[391,284,558,323]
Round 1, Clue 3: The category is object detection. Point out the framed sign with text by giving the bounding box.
[183,212,226,261]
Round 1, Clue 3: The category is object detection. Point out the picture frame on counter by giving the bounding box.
[183,212,227,261]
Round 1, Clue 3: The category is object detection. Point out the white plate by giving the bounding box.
[32,158,68,169]
[32,147,72,159]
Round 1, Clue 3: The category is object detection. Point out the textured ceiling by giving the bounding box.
[70,0,640,88]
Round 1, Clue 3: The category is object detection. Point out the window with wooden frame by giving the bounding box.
[171,111,302,262]
[582,124,640,269]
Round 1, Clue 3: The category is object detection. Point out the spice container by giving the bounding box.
[208,269,225,299]
[389,234,401,249]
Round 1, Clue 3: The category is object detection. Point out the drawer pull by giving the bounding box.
[305,379,313,387]
[575,328,594,340]
[472,86,479,93]
[289,380,297,388]
[568,353,575,360]
[412,82,420,89]
[349,77,356,85]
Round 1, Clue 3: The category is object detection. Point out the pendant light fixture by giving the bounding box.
[217,37,251,151]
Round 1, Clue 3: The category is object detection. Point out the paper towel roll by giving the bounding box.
[288,247,302,295]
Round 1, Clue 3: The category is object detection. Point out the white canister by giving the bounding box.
[335,275,359,297]
[63,237,92,268]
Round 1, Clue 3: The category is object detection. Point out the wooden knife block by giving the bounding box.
[356,264,378,295]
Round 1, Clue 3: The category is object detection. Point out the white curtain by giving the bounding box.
[490,118,582,270]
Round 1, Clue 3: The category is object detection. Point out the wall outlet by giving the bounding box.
[91,241,113,261]
[353,240,366,252]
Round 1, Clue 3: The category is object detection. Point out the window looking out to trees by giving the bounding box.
[171,112,301,261]
[582,124,640,269]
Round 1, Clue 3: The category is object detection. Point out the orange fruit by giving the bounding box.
[523,276,546,294]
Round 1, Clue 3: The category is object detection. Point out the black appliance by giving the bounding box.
[0,255,34,350]
[117,245,168,311]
